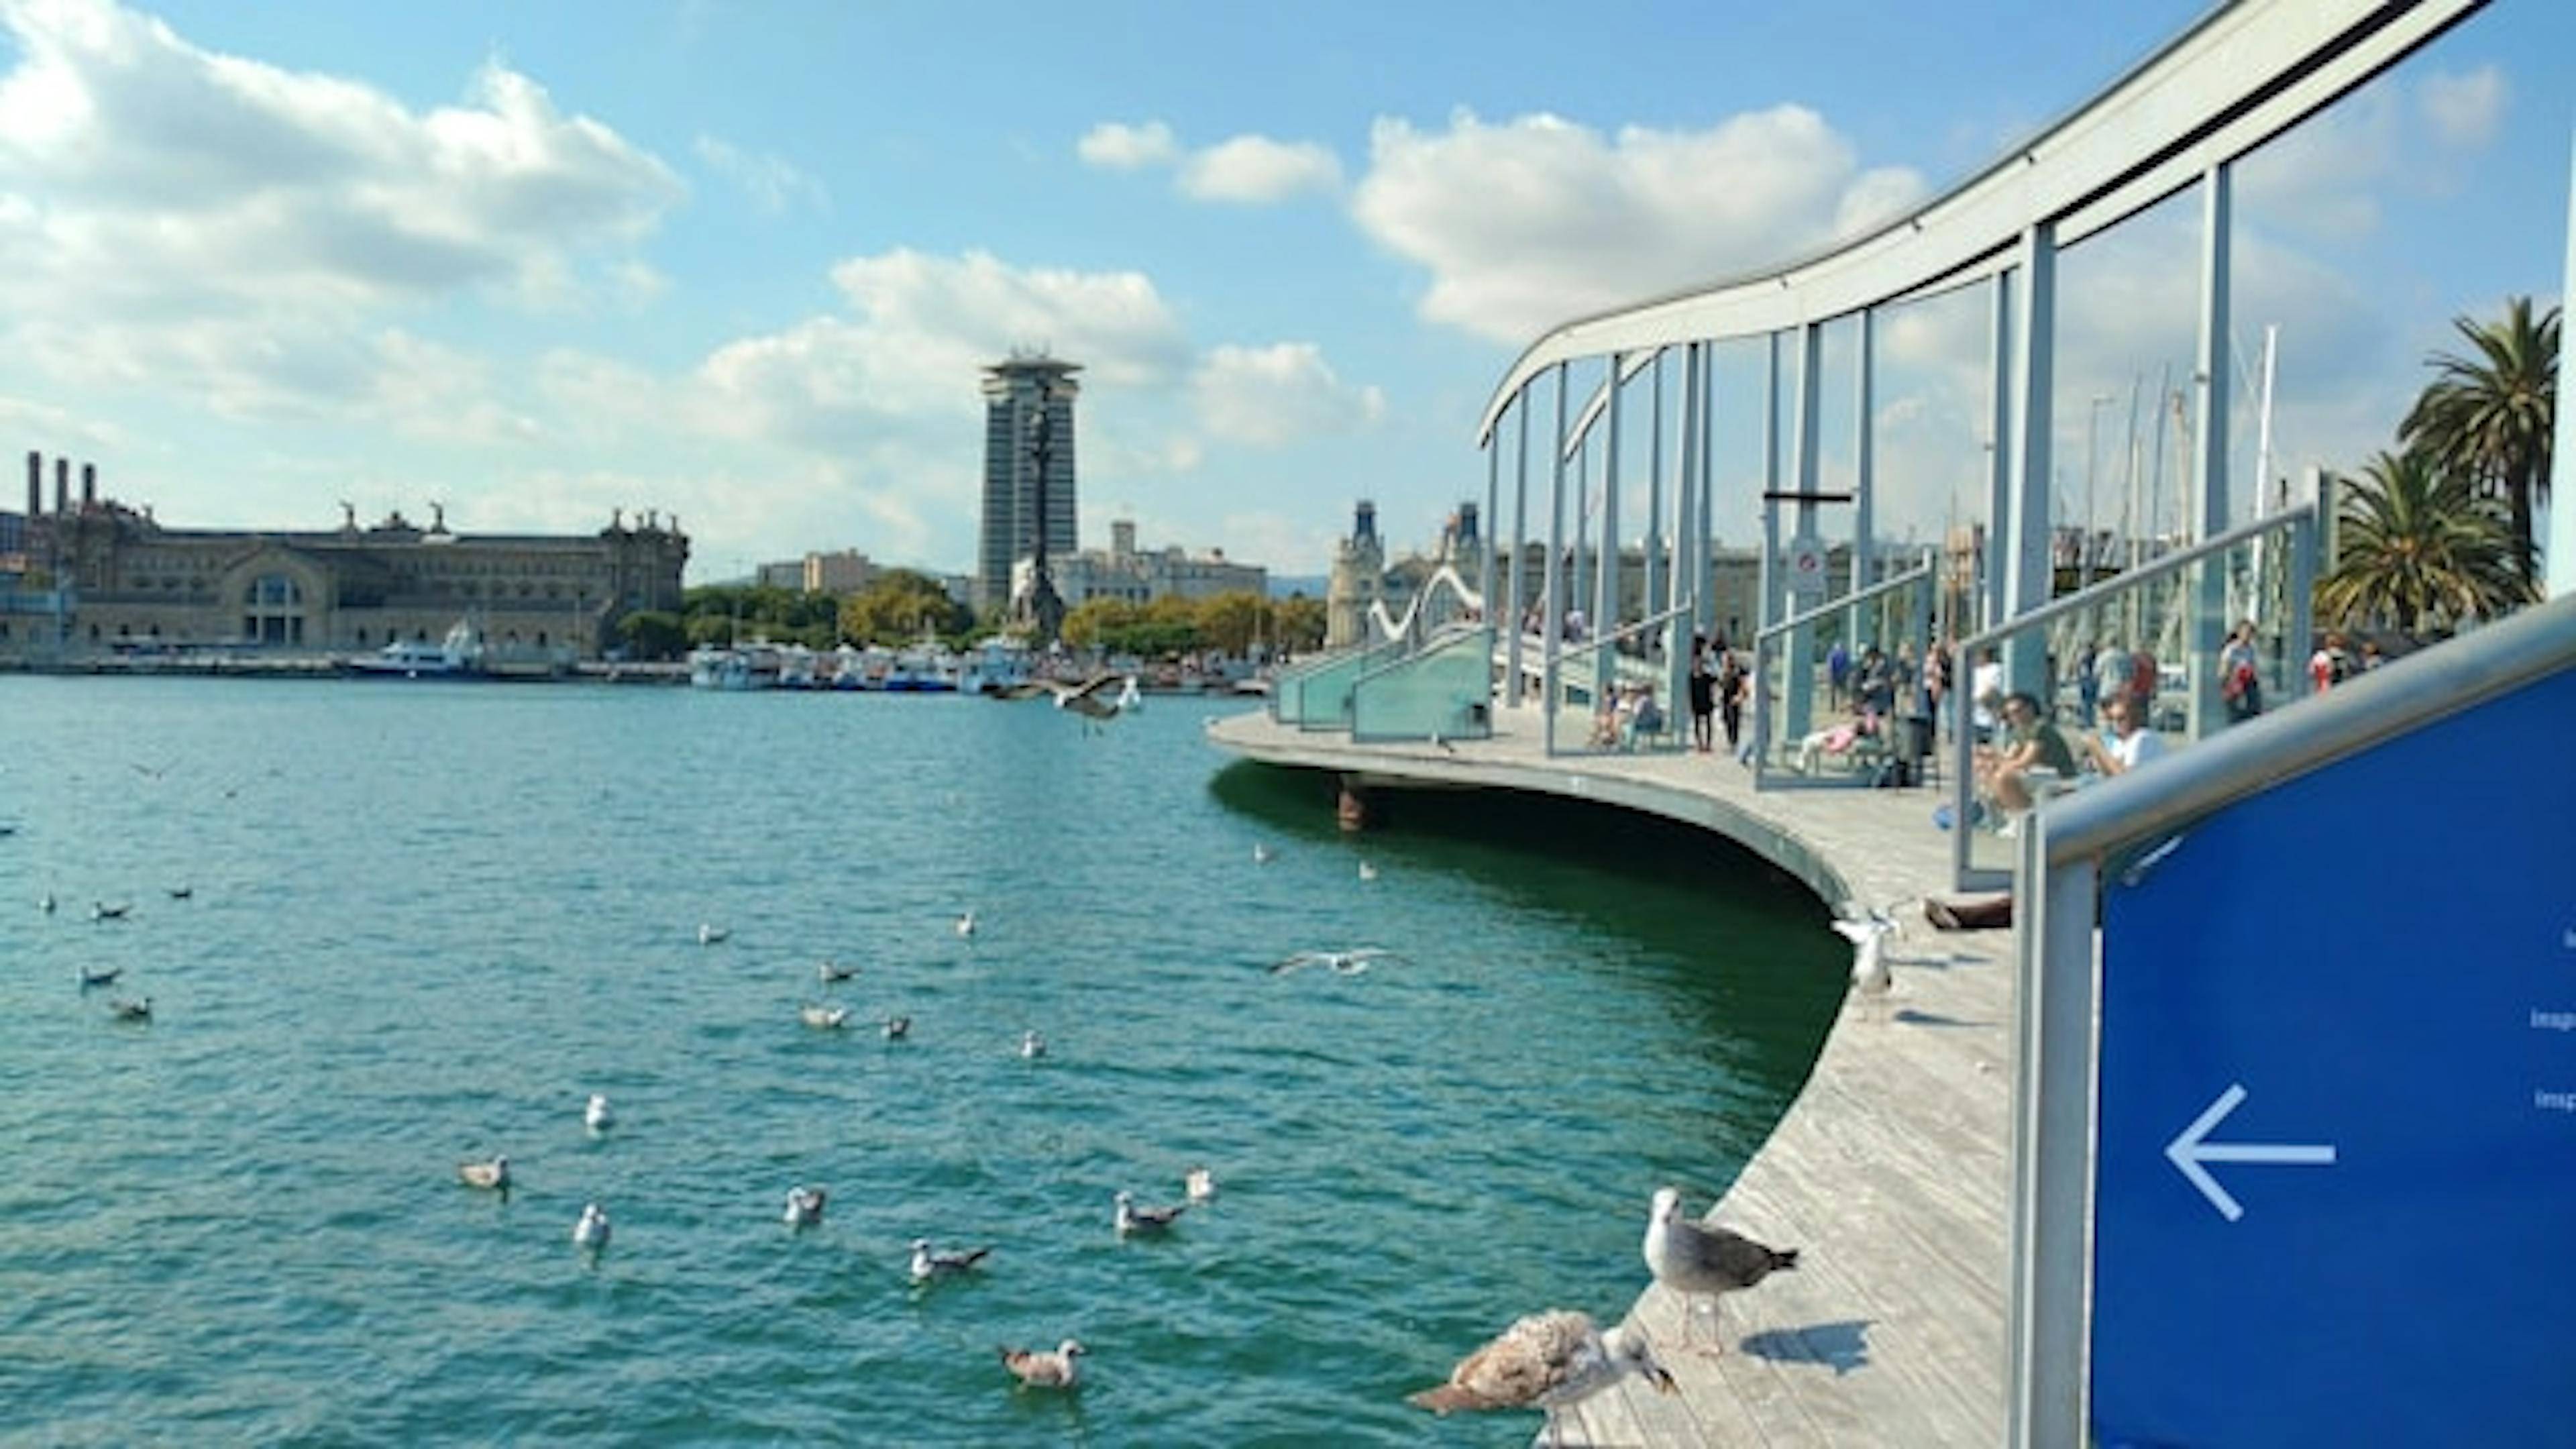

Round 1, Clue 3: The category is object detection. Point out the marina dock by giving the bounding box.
[1205,710,2012,1446]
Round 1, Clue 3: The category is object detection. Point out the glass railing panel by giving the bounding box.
[1750,564,1937,790]
[1277,638,1409,731]
[1350,626,1497,742]
[1947,508,2314,887]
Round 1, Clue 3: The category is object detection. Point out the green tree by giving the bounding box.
[1193,591,1268,655]
[839,570,969,645]
[2398,295,2557,587]
[2316,448,2532,637]
[1274,596,1327,653]
[1060,597,1134,653]
[614,609,686,661]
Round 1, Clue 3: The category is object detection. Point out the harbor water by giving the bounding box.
[0,678,1843,1444]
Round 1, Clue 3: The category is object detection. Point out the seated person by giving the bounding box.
[1625,685,1666,747]
[1589,692,1624,749]
[1974,690,2077,822]
[1794,710,1880,774]
[2077,691,2165,777]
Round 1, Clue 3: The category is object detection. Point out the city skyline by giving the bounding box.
[0,0,2563,584]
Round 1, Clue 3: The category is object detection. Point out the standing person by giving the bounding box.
[1686,633,1718,754]
[1924,637,1952,741]
[1827,639,1852,709]
[2089,639,2130,727]
[1717,646,1747,757]
[2218,620,2263,724]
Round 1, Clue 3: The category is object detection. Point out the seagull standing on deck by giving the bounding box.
[1832,905,1900,1021]
[1408,1308,1676,1446]
[1642,1186,1799,1354]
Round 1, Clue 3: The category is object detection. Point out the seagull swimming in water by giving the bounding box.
[910,1237,992,1281]
[1250,843,1274,865]
[1642,1186,1800,1354]
[166,884,193,901]
[91,901,131,922]
[817,959,857,983]
[955,909,977,938]
[40,892,55,914]
[78,965,121,989]
[882,1015,912,1040]
[1407,1308,1675,1445]
[573,1202,611,1251]
[458,1155,511,1191]
[1357,861,1379,881]
[1184,1167,1218,1202]
[1019,1029,1046,1059]
[998,1339,1085,1391]
[1271,947,1399,977]
[783,1185,827,1228]
[1114,1189,1186,1236]
[697,922,730,947]
[798,1003,851,1030]
[107,995,152,1022]
[584,1093,614,1132]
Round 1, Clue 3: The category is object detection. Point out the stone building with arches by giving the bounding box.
[2,453,688,663]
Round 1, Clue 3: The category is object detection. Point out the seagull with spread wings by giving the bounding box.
[994,674,1136,731]
[1271,947,1401,977]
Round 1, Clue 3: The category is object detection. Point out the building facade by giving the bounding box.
[1039,518,1267,608]
[2,451,689,661]
[977,353,1081,615]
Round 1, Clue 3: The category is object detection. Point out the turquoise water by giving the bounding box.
[0,679,1842,1444]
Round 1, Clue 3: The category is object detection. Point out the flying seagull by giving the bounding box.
[1114,1189,1185,1237]
[910,1238,992,1282]
[573,1202,612,1252]
[1271,948,1399,977]
[584,1093,614,1133]
[998,1339,1085,1391]
[783,1185,827,1229]
[1831,904,1900,1021]
[996,674,1134,730]
[1642,1186,1799,1354]
[458,1155,511,1192]
[1407,1308,1676,1447]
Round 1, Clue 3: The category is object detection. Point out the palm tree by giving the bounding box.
[2398,296,2558,586]
[2316,449,2532,637]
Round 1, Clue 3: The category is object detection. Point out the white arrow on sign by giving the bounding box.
[2164,1082,2337,1222]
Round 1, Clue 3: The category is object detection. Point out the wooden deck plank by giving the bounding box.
[1206,713,2018,1446]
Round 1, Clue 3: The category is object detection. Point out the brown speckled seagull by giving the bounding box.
[1408,1308,1674,1447]
[998,1338,1085,1389]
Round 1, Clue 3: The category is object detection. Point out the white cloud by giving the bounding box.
[692,133,827,214]
[1178,133,1343,203]
[2418,66,2506,148]
[1191,343,1383,446]
[1350,105,1925,343]
[0,0,682,411]
[1077,119,1177,170]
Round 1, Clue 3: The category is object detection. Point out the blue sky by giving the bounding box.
[0,0,2563,584]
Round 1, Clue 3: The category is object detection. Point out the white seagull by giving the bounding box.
[798,1004,851,1030]
[817,959,858,983]
[1114,1189,1186,1236]
[697,922,731,947]
[955,909,977,938]
[573,1202,611,1251]
[457,1155,511,1192]
[1271,947,1399,977]
[584,1093,614,1132]
[1831,904,1900,1021]
[1357,861,1379,881]
[1407,1308,1676,1446]
[998,1339,1085,1391]
[1018,1029,1046,1059]
[1642,1186,1800,1354]
[1250,843,1274,865]
[1184,1167,1218,1202]
[910,1237,993,1282]
[107,995,152,1022]
[997,674,1135,730]
[783,1185,828,1228]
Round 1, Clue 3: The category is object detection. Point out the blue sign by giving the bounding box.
[2092,665,2576,1446]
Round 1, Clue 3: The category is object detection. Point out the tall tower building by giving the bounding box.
[978,354,1083,616]
[1325,499,1384,649]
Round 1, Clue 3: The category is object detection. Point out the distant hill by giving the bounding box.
[1267,575,1327,599]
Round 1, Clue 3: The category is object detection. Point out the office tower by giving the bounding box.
[977,354,1082,616]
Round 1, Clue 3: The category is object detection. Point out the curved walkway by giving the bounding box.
[1205,710,2012,1446]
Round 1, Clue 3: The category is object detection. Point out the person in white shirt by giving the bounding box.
[2084,693,2165,775]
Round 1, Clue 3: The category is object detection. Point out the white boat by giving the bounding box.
[688,642,782,691]
[347,619,487,679]
[884,639,959,693]
[960,637,1033,695]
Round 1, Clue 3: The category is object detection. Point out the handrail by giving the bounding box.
[1754,555,1939,648]
[1950,504,2314,659]
[1750,558,1938,788]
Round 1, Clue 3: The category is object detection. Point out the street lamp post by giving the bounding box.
[1023,398,1067,647]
